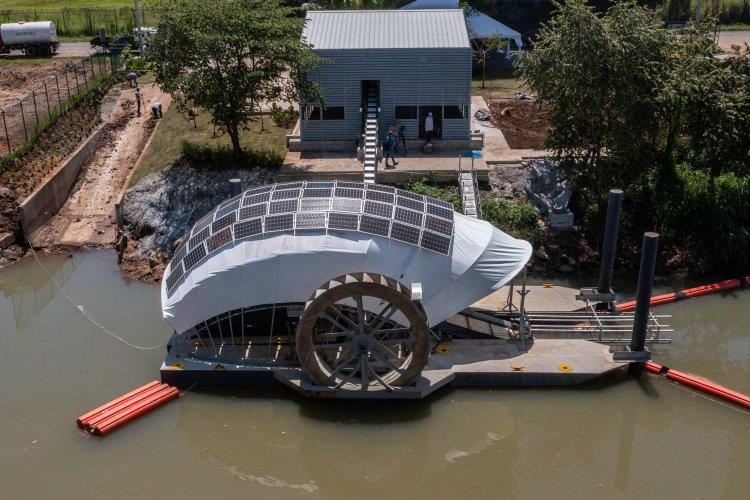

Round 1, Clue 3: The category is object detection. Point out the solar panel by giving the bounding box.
[212,212,236,232]
[188,226,210,250]
[300,198,330,212]
[337,181,364,189]
[295,212,327,230]
[244,185,273,196]
[363,201,393,219]
[183,244,207,270]
[334,187,363,199]
[424,214,454,236]
[366,190,395,204]
[218,195,241,211]
[396,189,424,202]
[328,212,359,231]
[302,188,332,198]
[172,241,187,264]
[264,213,294,232]
[275,181,304,190]
[426,203,454,220]
[420,230,451,254]
[359,215,390,236]
[331,198,361,213]
[234,218,262,239]
[272,188,301,200]
[426,197,454,209]
[306,181,335,188]
[396,196,425,212]
[243,192,270,206]
[239,203,267,219]
[206,227,233,252]
[191,212,213,235]
[366,184,395,193]
[394,207,424,227]
[269,199,299,214]
[166,261,184,292]
[390,222,421,245]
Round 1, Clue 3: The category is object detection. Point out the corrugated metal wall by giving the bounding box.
[301,48,471,143]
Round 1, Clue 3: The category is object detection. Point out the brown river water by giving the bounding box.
[1,250,748,499]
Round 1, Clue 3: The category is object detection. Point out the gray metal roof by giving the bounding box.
[302,10,470,50]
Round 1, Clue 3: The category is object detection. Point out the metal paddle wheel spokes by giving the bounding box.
[296,273,430,392]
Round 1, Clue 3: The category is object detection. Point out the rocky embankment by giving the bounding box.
[119,160,275,282]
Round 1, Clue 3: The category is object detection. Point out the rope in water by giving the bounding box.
[25,238,164,351]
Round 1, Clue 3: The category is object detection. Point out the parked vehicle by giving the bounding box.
[0,21,60,57]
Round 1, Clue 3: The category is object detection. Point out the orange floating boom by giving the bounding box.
[76,381,160,429]
[644,361,750,411]
[77,381,179,437]
[617,278,743,312]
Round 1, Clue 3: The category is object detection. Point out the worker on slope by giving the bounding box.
[134,87,143,117]
[425,112,434,145]
[151,101,163,119]
[127,71,138,88]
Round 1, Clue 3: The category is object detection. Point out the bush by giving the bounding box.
[270,103,298,128]
[402,173,462,212]
[181,141,283,169]
[480,195,543,243]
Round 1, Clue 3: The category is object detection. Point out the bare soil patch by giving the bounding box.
[489,99,549,150]
[0,58,77,107]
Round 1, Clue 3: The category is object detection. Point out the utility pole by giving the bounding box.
[695,0,703,24]
[134,0,144,55]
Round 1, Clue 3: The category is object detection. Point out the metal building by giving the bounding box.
[295,9,472,152]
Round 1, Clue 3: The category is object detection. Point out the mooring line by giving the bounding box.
[25,238,164,351]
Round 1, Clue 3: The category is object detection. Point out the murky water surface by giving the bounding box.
[1,251,748,499]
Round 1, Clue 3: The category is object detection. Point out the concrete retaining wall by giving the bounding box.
[20,123,107,238]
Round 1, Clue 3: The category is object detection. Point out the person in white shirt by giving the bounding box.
[424,112,434,144]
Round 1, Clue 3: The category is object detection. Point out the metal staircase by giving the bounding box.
[458,152,482,218]
[362,86,379,184]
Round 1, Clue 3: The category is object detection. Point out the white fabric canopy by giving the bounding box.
[162,213,531,334]
[400,0,523,48]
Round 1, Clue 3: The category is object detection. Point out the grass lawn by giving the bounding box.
[720,23,750,30]
[130,105,292,187]
[472,68,526,101]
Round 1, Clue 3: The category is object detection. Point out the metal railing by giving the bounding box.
[0,52,116,159]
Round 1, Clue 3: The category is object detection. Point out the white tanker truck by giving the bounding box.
[0,21,60,57]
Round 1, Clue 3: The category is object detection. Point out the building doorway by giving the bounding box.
[419,106,442,140]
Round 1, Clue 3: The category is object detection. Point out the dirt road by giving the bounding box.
[717,30,750,51]
[32,84,171,249]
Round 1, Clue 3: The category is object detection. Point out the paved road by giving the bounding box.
[717,30,750,51]
[56,42,98,58]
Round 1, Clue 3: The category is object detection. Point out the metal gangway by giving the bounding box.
[458,151,482,218]
[362,86,379,184]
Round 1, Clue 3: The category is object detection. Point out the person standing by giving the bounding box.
[134,87,143,117]
[384,131,398,168]
[424,112,434,144]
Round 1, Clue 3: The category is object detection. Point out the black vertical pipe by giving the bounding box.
[598,189,623,293]
[631,232,659,352]
[229,178,242,197]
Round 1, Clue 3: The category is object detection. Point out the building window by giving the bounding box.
[444,105,467,119]
[395,106,418,120]
[306,106,345,120]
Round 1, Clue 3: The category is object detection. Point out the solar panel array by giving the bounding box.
[165,181,457,295]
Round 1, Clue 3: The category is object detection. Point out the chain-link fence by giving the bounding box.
[0,53,117,159]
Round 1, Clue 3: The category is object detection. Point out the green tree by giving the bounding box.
[148,0,323,161]
[471,34,509,89]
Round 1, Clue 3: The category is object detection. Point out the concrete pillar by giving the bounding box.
[598,189,623,294]
[229,178,242,197]
[631,232,659,352]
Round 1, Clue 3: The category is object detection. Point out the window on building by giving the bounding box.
[306,106,345,120]
[444,105,467,119]
[395,106,418,120]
